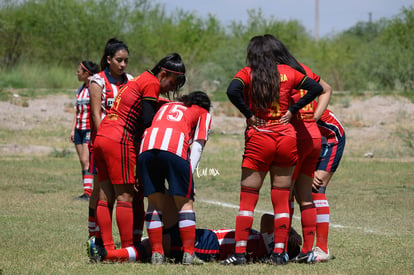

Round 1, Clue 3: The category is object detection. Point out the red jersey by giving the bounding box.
[97,71,161,143]
[290,63,321,139]
[317,109,345,144]
[139,102,212,160]
[75,84,92,130]
[234,65,308,137]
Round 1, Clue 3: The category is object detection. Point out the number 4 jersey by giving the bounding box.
[139,102,212,160]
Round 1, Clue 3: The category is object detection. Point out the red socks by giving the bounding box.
[235,186,259,254]
[105,246,141,262]
[271,187,290,254]
[145,210,164,255]
[312,193,330,253]
[178,210,196,255]
[300,203,317,253]
[116,201,133,248]
[96,200,115,250]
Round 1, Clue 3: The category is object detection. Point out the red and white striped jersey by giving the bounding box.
[75,84,92,130]
[140,102,212,160]
[317,109,345,143]
[90,68,133,119]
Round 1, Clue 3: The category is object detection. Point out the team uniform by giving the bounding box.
[229,65,321,259]
[88,68,133,174]
[94,71,159,185]
[138,100,212,262]
[234,65,312,171]
[87,68,132,240]
[290,63,322,179]
[73,84,93,197]
[312,108,346,258]
[94,70,168,251]
[139,101,212,199]
[289,64,323,255]
[316,109,346,173]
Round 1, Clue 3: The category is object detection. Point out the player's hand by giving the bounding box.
[280,110,293,125]
[312,175,323,191]
[246,116,259,131]
[70,131,75,143]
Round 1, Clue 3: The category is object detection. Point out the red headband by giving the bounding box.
[161,67,185,75]
[80,63,93,75]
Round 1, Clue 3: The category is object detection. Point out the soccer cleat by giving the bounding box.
[269,252,289,265]
[151,252,165,264]
[314,247,331,262]
[86,236,101,263]
[182,252,204,265]
[76,193,90,201]
[292,250,316,264]
[220,253,247,265]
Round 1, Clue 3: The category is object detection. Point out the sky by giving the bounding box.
[161,0,414,38]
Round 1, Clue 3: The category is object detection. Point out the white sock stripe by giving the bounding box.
[238,210,253,217]
[146,221,163,229]
[274,213,290,219]
[317,214,330,223]
[236,241,248,247]
[274,242,285,249]
[179,220,196,227]
[83,179,94,184]
[314,200,329,207]
[126,246,137,262]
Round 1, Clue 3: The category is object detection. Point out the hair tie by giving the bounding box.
[80,63,93,75]
[161,67,185,75]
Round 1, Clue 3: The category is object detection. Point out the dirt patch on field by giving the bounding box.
[1,93,413,158]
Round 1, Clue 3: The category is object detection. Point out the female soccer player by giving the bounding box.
[70,60,99,200]
[93,53,186,252]
[138,91,212,265]
[87,38,133,245]
[312,108,346,262]
[261,34,332,263]
[221,35,324,266]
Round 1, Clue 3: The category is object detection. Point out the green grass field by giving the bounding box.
[1,130,413,274]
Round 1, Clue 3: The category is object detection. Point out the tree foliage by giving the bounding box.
[0,0,413,94]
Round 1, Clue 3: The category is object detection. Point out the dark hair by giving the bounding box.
[151,53,186,99]
[178,91,211,111]
[80,60,99,75]
[247,35,280,111]
[100,37,129,70]
[263,34,305,74]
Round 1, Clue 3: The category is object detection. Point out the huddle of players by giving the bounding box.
[80,35,345,266]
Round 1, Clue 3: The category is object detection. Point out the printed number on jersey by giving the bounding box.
[156,104,187,122]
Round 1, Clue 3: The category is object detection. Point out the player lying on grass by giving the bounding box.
[87,194,302,263]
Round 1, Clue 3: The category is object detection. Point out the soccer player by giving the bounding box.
[261,35,332,263]
[87,38,133,246]
[221,35,324,266]
[138,91,212,265]
[93,53,186,252]
[70,60,99,200]
[312,108,346,262]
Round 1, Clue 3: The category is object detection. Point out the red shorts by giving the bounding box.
[293,136,321,179]
[93,135,136,185]
[242,129,298,172]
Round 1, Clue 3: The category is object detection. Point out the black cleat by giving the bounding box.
[220,253,247,265]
